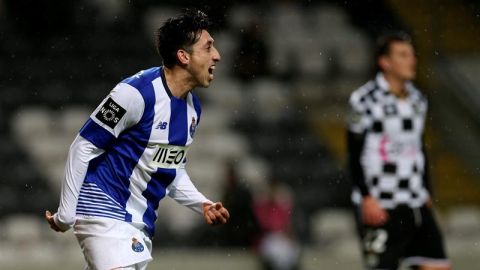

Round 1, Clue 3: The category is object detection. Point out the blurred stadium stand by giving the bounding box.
[0,0,479,269]
[386,0,480,206]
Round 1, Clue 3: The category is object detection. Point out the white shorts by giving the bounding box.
[74,217,153,270]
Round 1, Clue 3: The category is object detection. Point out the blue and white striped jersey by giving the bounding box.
[55,67,211,237]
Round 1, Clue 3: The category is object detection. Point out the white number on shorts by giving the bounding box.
[364,229,388,253]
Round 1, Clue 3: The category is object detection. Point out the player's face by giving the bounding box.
[382,42,417,81]
[187,30,221,88]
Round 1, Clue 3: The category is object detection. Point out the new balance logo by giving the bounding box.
[156,122,168,130]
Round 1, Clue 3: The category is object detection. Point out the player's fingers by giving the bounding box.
[370,215,378,226]
[45,211,64,232]
[207,211,217,224]
[366,216,375,226]
[221,208,230,219]
[204,214,213,225]
[212,210,226,224]
[375,218,385,226]
[363,210,373,225]
[45,210,52,220]
[216,213,227,224]
[219,208,230,219]
[45,211,57,227]
[366,211,381,226]
[210,210,226,224]
[47,220,60,232]
[205,209,216,225]
[371,218,382,226]
[376,211,388,226]
[214,202,223,210]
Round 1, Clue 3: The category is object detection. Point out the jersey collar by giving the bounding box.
[160,66,173,98]
[159,66,193,101]
[375,72,415,97]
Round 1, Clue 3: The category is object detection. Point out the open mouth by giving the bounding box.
[208,65,215,77]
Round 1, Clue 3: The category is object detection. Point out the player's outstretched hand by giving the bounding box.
[45,210,67,233]
[203,202,230,226]
[362,196,389,226]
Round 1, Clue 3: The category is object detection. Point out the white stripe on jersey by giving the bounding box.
[124,75,169,224]
[124,75,201,225]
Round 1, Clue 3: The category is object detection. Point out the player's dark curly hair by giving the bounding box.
[155,9,211,68]
[375,32,413,73]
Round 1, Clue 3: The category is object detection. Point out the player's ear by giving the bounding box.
[177,49,190,65]
[378,56,390,72]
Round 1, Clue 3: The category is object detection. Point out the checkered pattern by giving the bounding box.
[349,73,430,209]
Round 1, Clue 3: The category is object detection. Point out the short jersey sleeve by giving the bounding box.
[79,83,145,149]
[347,94,372,134]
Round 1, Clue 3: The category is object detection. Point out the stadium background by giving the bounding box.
[0,0,479,269]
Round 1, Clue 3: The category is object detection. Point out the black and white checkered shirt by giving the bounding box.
[347,73,431,209]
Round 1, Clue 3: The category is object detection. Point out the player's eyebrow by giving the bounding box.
[205,39,214,46]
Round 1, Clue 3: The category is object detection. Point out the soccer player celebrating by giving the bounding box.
[45,9,229,270]
[347,33,450,270]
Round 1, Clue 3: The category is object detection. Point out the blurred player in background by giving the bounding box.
[45,9,229,270]
[347,33,451,270]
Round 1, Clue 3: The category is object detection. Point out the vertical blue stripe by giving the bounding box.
[168,98,188,146]
[84,67,159,222]
[192,93,202,125]
[142,168,177,236]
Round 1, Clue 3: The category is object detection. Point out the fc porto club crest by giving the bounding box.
[190,117,197,138]
[131,238,144,253]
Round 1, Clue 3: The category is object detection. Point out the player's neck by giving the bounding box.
[163,66,195,99]
[384,73,408,99]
